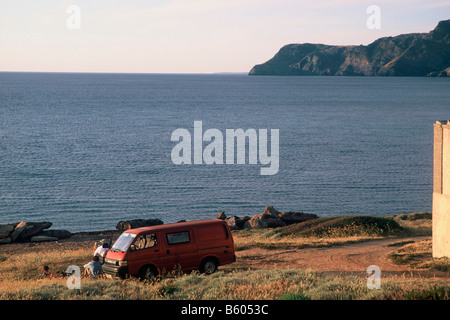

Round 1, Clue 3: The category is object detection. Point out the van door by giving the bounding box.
[126,232,161,276]
[162,229,198,272]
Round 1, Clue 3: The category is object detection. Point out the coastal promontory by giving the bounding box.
[249,19,450,77]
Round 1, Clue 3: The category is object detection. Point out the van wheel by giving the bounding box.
[201,258,218,275]
[140,266,157,281]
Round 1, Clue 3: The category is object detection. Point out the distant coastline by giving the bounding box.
[249,19,450,77]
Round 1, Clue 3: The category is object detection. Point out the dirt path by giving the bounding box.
[226,236,449,279]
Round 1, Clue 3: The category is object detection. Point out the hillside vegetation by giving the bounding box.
[233,213,431,250]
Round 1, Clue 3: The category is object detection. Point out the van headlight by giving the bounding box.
[118,260,128,267]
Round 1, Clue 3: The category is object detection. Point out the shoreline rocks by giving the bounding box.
[226,215,251,230]
[18,222,53,241]
[1,207,317,245]
[0,221,73,244]
[217,206,319,230]
[0,224,14,238]
[116,218,164,231]
[10,221,28,242]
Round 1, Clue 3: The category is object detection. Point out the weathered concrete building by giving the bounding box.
[432,120,450,258]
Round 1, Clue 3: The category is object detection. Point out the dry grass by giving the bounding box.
[233,230,385,251]
[393,212,432,236]
[0,212,446,300]
[0,267,447,300]
[388,239,449,271]
[0,248,92,281]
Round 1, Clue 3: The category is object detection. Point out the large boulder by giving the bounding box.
[216,211,227,220]
[9,221,27,242]
[38,229,73,240]
[243,206,286,229]
[241,206,319,230]
[17,222,53,241]
[243,214,286,229]
[0,224,14,238]
[116,218,164,231]
[243,217,269,229]
[226,216,251,230]
[264,206,281,217]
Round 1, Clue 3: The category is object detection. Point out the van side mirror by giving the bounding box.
[130,244,136,251]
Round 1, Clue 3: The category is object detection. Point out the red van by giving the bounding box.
[103,219,236,280]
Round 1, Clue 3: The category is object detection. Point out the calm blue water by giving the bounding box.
[0,72,449,232]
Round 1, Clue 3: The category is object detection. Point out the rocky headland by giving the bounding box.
[249,19,450,77]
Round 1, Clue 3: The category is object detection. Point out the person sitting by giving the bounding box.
[83,256,103,278]
[41,265,54,278]
[94,241,109,263]
[148,234,157,248]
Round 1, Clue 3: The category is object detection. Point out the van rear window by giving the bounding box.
[166,231,190,245]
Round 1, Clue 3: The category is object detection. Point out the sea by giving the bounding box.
[0,72,449,232]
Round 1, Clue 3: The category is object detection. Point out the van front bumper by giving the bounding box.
[103,263,128,279]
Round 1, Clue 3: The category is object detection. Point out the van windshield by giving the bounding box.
[111,232,136,252]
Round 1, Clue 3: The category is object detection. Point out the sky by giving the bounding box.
[0,0,449,73]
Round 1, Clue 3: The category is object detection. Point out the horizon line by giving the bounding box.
[0,70,250,75]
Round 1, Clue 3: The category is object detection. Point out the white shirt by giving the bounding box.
[94,246,108,257]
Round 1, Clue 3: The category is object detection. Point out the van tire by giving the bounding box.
[200,258,218,275]
[139,265,157,281]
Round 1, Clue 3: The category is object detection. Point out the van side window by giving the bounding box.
[134,233,157,250]
[166,231,190,245]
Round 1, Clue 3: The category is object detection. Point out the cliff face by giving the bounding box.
[249,20,450,77]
